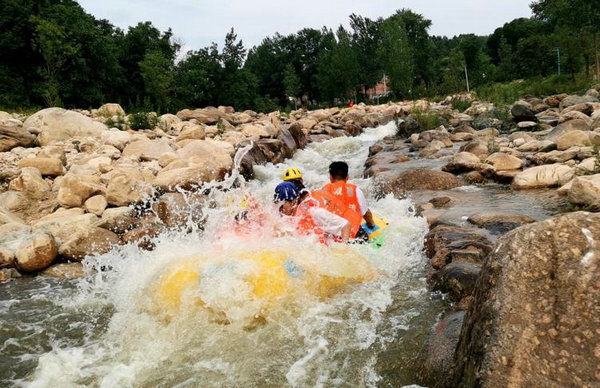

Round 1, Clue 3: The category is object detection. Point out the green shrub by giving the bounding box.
[451,99,472,113]
[411,108,441,131]
[104,114,127,131]
[129,112,158,130]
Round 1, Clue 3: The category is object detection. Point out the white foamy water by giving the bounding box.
[1,123,440,387]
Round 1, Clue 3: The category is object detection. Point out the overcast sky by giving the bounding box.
[78,0,533,52]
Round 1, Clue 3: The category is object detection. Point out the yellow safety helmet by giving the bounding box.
[282,167,302,181]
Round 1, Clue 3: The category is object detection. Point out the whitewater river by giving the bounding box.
[0,123,444,387]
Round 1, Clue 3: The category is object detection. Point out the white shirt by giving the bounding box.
[307,207,348,237]
[355,187,369,216]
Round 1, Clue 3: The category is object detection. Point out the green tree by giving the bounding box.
[378,17,413,98]
[139,50,173,113]
[283,63,301,100]
[30,16,80,106]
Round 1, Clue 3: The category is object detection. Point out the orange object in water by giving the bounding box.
[300,190,362,238]
[349,101,354,108]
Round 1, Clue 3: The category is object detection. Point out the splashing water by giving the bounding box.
[1,122,441,387]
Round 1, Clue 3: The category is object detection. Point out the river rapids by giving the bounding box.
[1,123,443,387]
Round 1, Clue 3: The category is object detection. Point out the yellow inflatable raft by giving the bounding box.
[153,247,376,319]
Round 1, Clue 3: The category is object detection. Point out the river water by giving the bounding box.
[0,123,446,387]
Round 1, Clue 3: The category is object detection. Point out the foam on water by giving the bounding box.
[3,122,436,387]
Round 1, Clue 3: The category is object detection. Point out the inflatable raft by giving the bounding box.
[152,247,376,319]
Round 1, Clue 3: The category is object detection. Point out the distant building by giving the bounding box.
[364,75,390,100]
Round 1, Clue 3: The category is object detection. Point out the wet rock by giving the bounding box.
[418,311,465,388]
[458,140,488,160]
[286,122,308,149]
[152,193,205,229]
[0,268,21,281]
[433,263,481,302]
[452,212,600,387]
[33,209,98,245]
[14,232,57,272]
[425,225,492,269]
[96,207,137,234]
[429,196,453,208]
[24,108,108,146]
[376,169,463,196]
[41,262,84,279]
[0,124,35,151]
[568,174,600,210]
[58,226,120,261]
[8,167,52,199]
[464,171,485,184]
[468,212,535,234]
[442,152,493,176]
[528,148,579,165]
[512,164,574,189]
[122,223,163,251]
[18,157,64,177]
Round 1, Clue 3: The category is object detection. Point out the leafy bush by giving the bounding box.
[451,100,472,113]
[104,114,127,131]
[410,108,441,131]
[129,112,158,130]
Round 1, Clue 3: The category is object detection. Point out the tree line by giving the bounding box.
[0,0,597,113]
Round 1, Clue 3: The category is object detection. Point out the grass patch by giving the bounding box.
[451,100,472,113]
[411,108,441,131]
[475,74,595,107]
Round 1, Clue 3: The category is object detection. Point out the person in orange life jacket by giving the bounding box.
[322,161,377,235]
[273,182,352,243]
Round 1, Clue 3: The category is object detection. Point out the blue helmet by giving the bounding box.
[274,182,300,202]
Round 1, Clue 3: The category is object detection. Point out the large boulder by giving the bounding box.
[467,212,535,234]
[122,136,172,161]
[100,130,131,151]
[23,108,108,146]
[545,119,590,142]
[105,169,152,207]
[97,103,125,118]
[0,124,35,151]
[176,107,222,124]
[568,174,600,209]
[58,227,120,261]
[14,232,57,272]
[452,212,600,387]
[511,100,536,122]
[154,140,233,190]
[57,174,104,208]
[18,157,64,177]
[512,164,574,189]
[442,152,492,175]
[33,209,98,245]
[559,94,598,110]
[8,167,51,198]
[376,169,463,196]
[556,130,592,150]
[484,153,523,171]
[287,122,308,149]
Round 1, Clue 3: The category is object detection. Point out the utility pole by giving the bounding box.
[555,48,561,75]
[464,65,470,93]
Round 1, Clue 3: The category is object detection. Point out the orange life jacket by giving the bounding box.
[321,183,363,236]
[305,190,362,238]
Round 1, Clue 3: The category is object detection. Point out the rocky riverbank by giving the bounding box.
[1,86,600,385]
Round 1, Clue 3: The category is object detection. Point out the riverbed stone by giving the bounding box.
[452,211,600,387]
[18,157,64,177]
[556,130,592,150]
[512,164,575,189]
[484,153,523,171]
[58,226,120,261]
[41,262,85,279]
[468,212,535,234]
[57,174,104,208]
[0,124,35,152]
[567,174,600,209]
[433,262,482,303]
[24,108,108,146]
[376,169,463,196]
[84,195,108,216]
[14,232,57,272]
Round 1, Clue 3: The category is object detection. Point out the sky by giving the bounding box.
[78,0,533,52]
